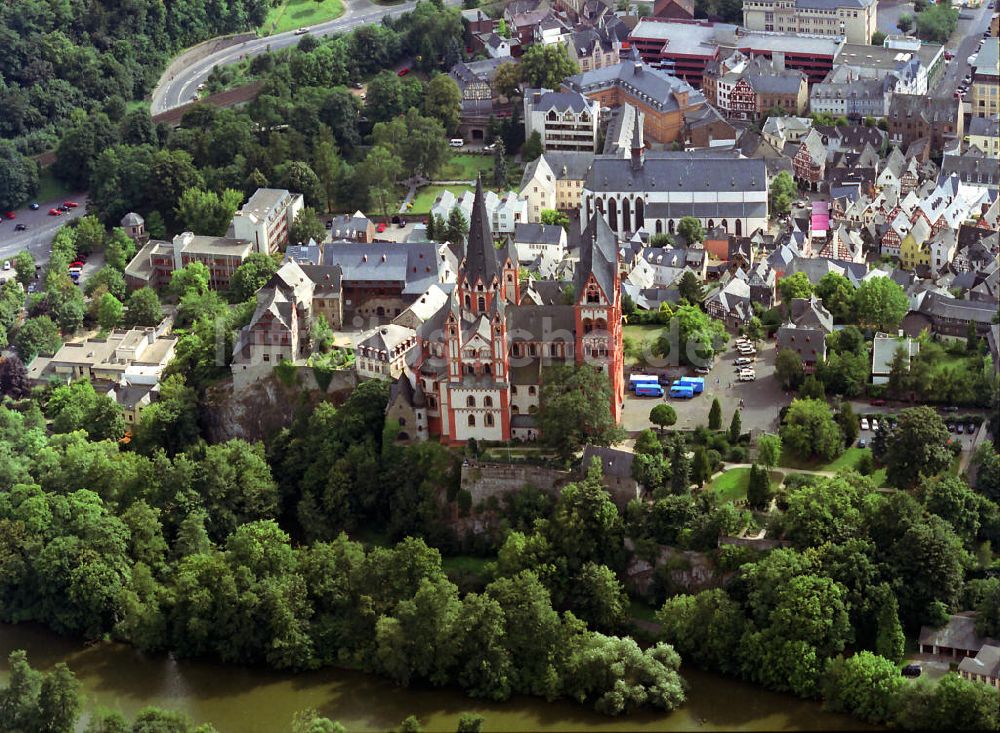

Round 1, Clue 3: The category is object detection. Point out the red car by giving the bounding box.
[397,67,410,77]
[48,208,62,216]
[376,222,386,233]
[63,201,79,208]
[869,398,886,406]
[70,261,84,268]
[4,212,15,220]
[944,50,954,60]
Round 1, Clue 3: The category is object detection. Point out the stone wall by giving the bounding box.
[460,460,570,506]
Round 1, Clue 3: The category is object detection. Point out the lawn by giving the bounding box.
[779,447,889,486]
[440,154,494,182]
[441,555,492,576]
[35,167,72,204]
[623,324,662,366]
[408,185,472,215]
[711,467,751,502]
[260,0,344,35]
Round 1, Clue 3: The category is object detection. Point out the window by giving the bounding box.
[484,395,493,407]
[485,413,495,427]
[478,296,486,311]
[466,395,476,407]
[468,415,476,426]
[528,386,536,396]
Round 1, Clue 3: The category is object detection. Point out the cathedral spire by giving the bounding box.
[461,175,499,287]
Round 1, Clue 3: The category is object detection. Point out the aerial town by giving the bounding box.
[0,0,998,730]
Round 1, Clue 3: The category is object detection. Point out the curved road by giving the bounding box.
[153,0,461,114]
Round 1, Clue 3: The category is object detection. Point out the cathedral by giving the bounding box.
[390,177,625,444]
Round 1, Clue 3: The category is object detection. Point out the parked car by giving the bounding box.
[376,222,386,233]
[27,283,36,293]
[694,366,711,375]
[942,405,959,412]
[902,664,922,678]
[857,438,866,448]
[14,224,27,231]
[734,357,752,366]
[871,419,879,431]
[946,422,956,432]
[294,26,310,35]
[738,372,756,382]
[2,261,9,271]
[449,138,465,148]
[397,67,410,76]
[29,202,39,210]
[967,424,977,434]
[956,424,964,434]
[860,417,870,430]
[4,211,15,219]
[48,208,62,216]
[324,220,333,229]
[944,49,955,60]
[351,81,363,89]
[63,201,79,208]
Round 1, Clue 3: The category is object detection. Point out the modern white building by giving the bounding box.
[231,188,304,254]
[523,87,601,152]
[431,188,528,235]
[742,0,877,45]
[512,222,568,264]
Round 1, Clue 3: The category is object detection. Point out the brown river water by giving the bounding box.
[0,623,876,732]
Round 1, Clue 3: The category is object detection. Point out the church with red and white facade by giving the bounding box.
[389,178,625,445]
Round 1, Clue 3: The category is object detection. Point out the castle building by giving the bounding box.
[399,177,625,444]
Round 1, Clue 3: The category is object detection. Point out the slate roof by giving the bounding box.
[958,644,1000,680]
[564,61,705,115]
[789,296,833,331]
[528,89,592,113]
[585,153,766,194]
[357,324,415,353]
[462,177,500,286]
[514,222,565,245]
[967,115,999,139]
[919,292,998,324]
[507,304,577,337]
[581,445,635,480]
[575,213,618,301]
[919,614,995,653]
[121,212,144,227]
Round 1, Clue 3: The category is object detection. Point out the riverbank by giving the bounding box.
[0,622,874,733]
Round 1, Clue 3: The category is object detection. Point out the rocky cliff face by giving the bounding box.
[201,368,357,444]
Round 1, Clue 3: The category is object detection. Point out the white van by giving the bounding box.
[449,138,465,148]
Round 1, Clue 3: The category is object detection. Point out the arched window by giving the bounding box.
[464,294,471,308]
[478,295,486,311]
[621,197,632,233]
[528,386,536,396]
[468,415,476,426]
[708,219,714,229]
[512,404,520,414]
[736,219,743,236]
[484,395,493,407]
[596,198,605,214]
[608,198,618,232]
[466,395,476,407]
[399,418,406,426]
[635,197,644,230]
[668,219,675,234]
[485,413,495,427]
[721,219,728,231]
[655,219,663,234]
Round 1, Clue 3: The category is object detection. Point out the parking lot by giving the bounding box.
[621,338,787,435]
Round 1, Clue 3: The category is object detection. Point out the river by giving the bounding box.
[0,623,875,733]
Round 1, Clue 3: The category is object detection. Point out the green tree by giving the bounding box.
[871,30,887,45]
[728,409,742,444]
[815,272,855,322]
[747,463,772,510]
[670,435,691,494]
[519,43,580,89]
[799,374,825,400]
[75,215,108,255]
[778,271,813,307]
[649,403,677,434]
[13,250,35,288]
[169,261,211,298]
[538,365,624,461]
[819,348,869,397]
[104,228,137,272]
[125,287,163,327]
[175,188,244,236]
[884,407,952,489]
[456,714,484,733]
[769,170,796,217]
[708,397,722,430]
[677,270,704,305]
[893,673,999,730]
[897,12,914,33]
[97,292,124,331]
[276,161,326,210]
[133,374,200,456]
[84,266,128,302]
[0,356,31,399]
[821,651,902,725]
[835,402,859,448]
[657,589,746,675]
[676,216,704,244]
[780,398,844,462]
[915,4,957,43]
[540,209,570,229]
[521,131,542,162]
[444,207,470,245]
[0,142,40,211]
[493,61,521,99]
[775,348,805,390]
[289,207,326,246]
[0,650,81,733]
[874,588,905,663]
[493,139,508,189]
[14,315,61,362]
[423,74,462,135]
[691,446,712,487]
[570,562,628,632]
[855,277,909,332]
[757,434,781,468]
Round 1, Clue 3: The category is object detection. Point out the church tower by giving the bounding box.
[457,176,505,315]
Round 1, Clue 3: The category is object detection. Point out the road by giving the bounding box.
[0,196,88,269]
[152,0,461,114]
[928,2,995,100]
